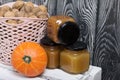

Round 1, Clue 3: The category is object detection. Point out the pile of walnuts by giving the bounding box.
[0,0,48,18]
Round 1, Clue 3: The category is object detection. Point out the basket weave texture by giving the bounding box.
[0,2,48,65]
[0,17,47,65]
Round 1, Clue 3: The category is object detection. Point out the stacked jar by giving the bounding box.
[60,41,90,74]
[40,36,62,69]
[40,15,90,74]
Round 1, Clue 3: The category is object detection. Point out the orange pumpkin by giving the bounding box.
[11,42,47,77]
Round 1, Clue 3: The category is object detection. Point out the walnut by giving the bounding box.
[17,19,24,24]
[12,9,19,17]
[24,2,34,13]
[36,12,48,18]
[12,1,24,10]
[38,5,47,13]
[29,15,37,18]
[4,11,15,17]
[16,11,25,17]
[6,19,17,24]
[24,13,28,17]
[0,8,3,17]
[1,5,11,15]
[6,19,24,24]
[0,10,4,17]
[32,7,41,14]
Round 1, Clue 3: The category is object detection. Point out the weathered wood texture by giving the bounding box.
[93,0,120,80]
[1,0,120,80]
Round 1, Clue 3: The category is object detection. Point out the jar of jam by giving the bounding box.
[40,36,62,69]
[60,41,90,74]
[47,15,80,45]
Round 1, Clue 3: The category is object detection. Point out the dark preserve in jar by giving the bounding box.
[60,41,90,74]
[47,15,80,45]
[40,36,62,69]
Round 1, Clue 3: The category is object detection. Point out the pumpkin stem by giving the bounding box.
[23,55,31,64]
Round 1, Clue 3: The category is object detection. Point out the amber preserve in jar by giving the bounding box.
[40,36,62,69]
[47,15,80,45]
[60,41,90,74]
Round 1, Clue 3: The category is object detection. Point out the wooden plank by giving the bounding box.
[92,0,120,80]
[0,0,13,4]
[45,0,57,15]
[0,63,102,80]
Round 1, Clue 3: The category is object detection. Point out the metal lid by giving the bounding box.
[58,21,80,45]
[40,36,58,46]
[65,41,87,51]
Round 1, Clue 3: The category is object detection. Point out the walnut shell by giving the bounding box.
[12,1,24,10]
[29,15,37,18]
[0,7,3,17]
[4,11,15,17]
[6,19,17,24]
[24,2,34,13]
[16,11,25,17]
[32,7,41,14]
[36,12,48,18]
[38,5,47,13]
[1,5,11,14]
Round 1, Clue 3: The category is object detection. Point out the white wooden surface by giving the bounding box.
[0,63,101,80]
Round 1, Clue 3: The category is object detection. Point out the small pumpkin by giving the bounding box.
[11,42,47,77]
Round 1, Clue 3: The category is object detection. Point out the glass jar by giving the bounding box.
[40,36,62,69]
[60,41,90,74]
[47,15,80,45]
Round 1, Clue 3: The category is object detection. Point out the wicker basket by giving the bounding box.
[0,2,48,65]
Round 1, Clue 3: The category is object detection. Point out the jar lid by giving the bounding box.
[40,36,58,46]
[58,21,80,45]
[65,41,87,51]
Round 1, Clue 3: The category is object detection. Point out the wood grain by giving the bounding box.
[45,0,57,15]
[93,0,120,80]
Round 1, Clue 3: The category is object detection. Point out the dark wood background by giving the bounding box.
[0,0,120,80]
[93,0,120,80]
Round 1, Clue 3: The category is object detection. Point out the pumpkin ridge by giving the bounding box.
[34,61,47,66]
[19,45,24,51]
[30,63,39,75]
[32,61,46,68]
[12,57,21,61]
[16,62,24,70]
[13,50,23,56]
[32,62,46,71]
[12,58,22,63]
[33,54,45,59]
[24,64,28,76]
[39,52,46,57]
[32,60,46,63]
